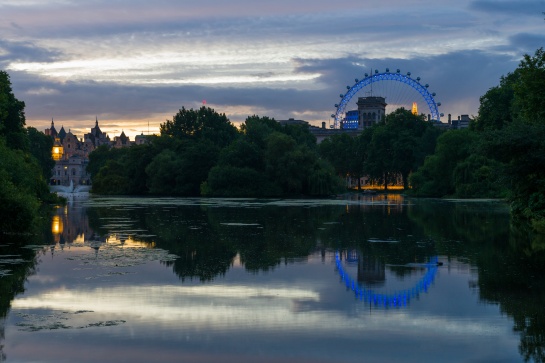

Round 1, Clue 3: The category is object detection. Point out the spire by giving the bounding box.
[412,102,418,115]
[95,116,98,127]
[51,118,54,127]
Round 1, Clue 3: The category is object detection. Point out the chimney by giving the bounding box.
[448,114,451,125]
[322,122,326,129]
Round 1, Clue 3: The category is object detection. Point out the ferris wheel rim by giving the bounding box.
[333,71,441,128]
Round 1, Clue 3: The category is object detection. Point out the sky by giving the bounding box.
[1,0,544,139]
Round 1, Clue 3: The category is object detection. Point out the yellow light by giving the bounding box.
[412,102,418,115]
[52,215,63,235]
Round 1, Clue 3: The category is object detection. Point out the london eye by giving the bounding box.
[332,69,443,129]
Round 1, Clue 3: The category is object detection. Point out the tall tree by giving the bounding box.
[27,127,55,180]
[160,106,238,147]
[513,47,545,124]
[0,71,28,151]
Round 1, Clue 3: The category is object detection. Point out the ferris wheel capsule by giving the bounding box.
[340,94,344,98]
[386,68,390,72]
[334,104,339,108]
[347,86,351,89]
[407,72,411,76]
[417,77,421,82]
[440,113,444,117]
[396,69,400,73]
[432,92,436,96]
[437,102,441,106]
[364,73,368,77]
[355,79,359,83]
[425,84,429,88]
[331,114,336,118]
[375,69,379,74]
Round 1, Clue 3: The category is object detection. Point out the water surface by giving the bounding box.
[1,195,544,362]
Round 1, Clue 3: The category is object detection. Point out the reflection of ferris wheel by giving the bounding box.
[332,69,443,129]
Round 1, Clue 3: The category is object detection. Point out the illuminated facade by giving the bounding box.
[45,118,144,186]
[342,96,387,130]
[412,102,418,115]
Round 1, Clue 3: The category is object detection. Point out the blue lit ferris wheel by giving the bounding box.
[332,69,444,129]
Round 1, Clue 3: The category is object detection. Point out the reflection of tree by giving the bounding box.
[408,199,545,363]
[476,223,545,363]
[0,232,48,362]
[1,317,4,362]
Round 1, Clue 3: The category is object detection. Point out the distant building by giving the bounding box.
[277,118,308,126]
[356,96,387,129]
[449,114,472,129]
[45,118,147,186]
[113,131,130,148]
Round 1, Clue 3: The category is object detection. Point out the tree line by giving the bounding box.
[0,71,58,233]
[89,108,343,197]
[410,48,545,232]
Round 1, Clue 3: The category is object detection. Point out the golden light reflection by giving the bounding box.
[106,234,155,248]
[51,215,63,235]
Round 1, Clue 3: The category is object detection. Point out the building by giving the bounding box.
[356,96,387,129]
[449,114,472,129]
[45,118,146,186]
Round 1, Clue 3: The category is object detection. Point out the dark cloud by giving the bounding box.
[292,50,518,118]
[0,39,61,64]
[470,0,545,16]
[506,33,545,53]
[11,48,519,128]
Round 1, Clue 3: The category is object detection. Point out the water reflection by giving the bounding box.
[336,250,438,308]
[49,202,155,256]
[3,195,545,362]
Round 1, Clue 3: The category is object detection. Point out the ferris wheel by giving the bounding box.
[332,69,443,129]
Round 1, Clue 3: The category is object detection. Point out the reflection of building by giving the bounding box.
[51,204,95,247]
[50,201,154,251]
[357,255,385,286]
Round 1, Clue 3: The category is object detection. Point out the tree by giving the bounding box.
[410,129,475,197]
[91,159,130,195]
[319,133,362,188]
[0,139,45,231]
[27,127,55,180]
[514,47,545,124]
[205,115,341,197]
[0,71,28,151]
[481,122,545,229]
[472,72,518,131]
[160,106,238,147]
[364,125,395,190]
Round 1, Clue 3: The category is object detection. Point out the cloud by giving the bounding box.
[11,48,518,138]
[506,33,545,53]
[470,0,545,16]
[0,39,61,65]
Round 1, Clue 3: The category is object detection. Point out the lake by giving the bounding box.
[1,194,544,362]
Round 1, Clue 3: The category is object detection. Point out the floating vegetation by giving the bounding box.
[220,223,261,227]
[66,244,178,270]
[0,254,28,278]
[22,245,50,251]
[15,311,126,332]
[368,238,400,243]
[83,196,413,209]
